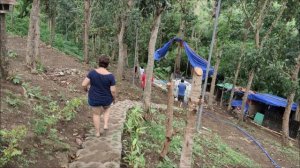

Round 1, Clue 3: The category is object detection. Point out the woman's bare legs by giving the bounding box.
[92,107,101,137]
[103,107,110,129]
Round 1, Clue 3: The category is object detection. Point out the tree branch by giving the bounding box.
[255,0,269,48]
[260,1,287,48]
[240,0,255,29]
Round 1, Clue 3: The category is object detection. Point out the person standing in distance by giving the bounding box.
[178,78,187,107]
[82,55,116,137]
[139,66,144,76]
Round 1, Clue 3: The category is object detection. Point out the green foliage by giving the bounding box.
[33,104,45,117]
[7,50,18,58]
[22,83,43,99]
[194,134,259,168]
[0,126,27,167]
[4,90,23,109]
[124,106,146,168]
[33,116,58,135]
[5,96,22,108]
[60,97,84,121]
[7,74,22,85]
[42,128,70,151]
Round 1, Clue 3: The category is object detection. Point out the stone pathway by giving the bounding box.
[69,100,140,168]
[69,100,171,168]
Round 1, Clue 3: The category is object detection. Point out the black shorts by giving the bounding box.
[178,95,184,102]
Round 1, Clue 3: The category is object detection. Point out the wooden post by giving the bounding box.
[160,74,174,159]
[180,67,203,168]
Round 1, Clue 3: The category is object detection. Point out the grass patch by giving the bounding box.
[6,14,83,60]
[122,108,259,167]
[0,126,28,167]
[264,139,300,162]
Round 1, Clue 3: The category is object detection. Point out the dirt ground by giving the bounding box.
[1,36,299,168]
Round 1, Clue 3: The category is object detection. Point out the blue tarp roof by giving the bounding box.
[231,93,298,111]
[248,93,298,111]
[154,37,214,79]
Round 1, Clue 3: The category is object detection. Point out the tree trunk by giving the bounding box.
[116,0,133,81]
[240,70,255,121]
[83,0,90,64]
[180,67,202,168]
[49,15,56,46]
[26,0,41,72]
[133,27,139,85]
[160,78,174,159]
[93,35,96,59]
[143,11,163,112]
[122,43,128,79]
[295,101,300,122]
[174,20,185,72]
[282,54,300,145]
[227,56,242,111]
[220,88,224,106]
[0,14,8,79]
[116,18,125,82]
[10,6,14,29]
[208,49,222,107]
[124,44,128,68]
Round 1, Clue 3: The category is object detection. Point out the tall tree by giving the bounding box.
[208,46,222,107]
[160,76,174,158]
[282,54,300,145]
[45,0,57,46]
[143,4,166,112]
[174,0,186,73]
[116,0,133,81]
[240,0,287,118]
[83,0,90,64]
[0,12,8,79]
[26,0,41,72]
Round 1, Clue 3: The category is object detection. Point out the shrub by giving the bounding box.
[0,126,27,167]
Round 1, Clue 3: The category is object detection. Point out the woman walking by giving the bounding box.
[82,55,116,137]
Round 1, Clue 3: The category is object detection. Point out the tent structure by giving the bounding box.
[248,93,298,111]
[154,37,214,79]
[231,92,298,112]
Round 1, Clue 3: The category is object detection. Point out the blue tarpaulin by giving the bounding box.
[248,93,298,111]
[231,93,298,111]
[154,38,214,78]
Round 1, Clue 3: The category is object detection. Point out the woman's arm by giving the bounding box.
[110,85,116,102]
[82,77,90,92]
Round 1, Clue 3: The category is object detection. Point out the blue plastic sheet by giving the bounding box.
[231,93,298,112]
[154,38,214,78]
[248,93,298,111]
[231,100,249,113]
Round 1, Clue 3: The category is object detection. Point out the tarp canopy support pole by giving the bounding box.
[196,0,222,132]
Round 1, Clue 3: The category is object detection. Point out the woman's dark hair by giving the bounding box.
[98,55,110,68]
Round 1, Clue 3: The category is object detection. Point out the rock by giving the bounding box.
[33,143,39,148]
[75,138,83,146]
[59,72,65,76]
[56,152,69,168]
[73,132,78,136]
